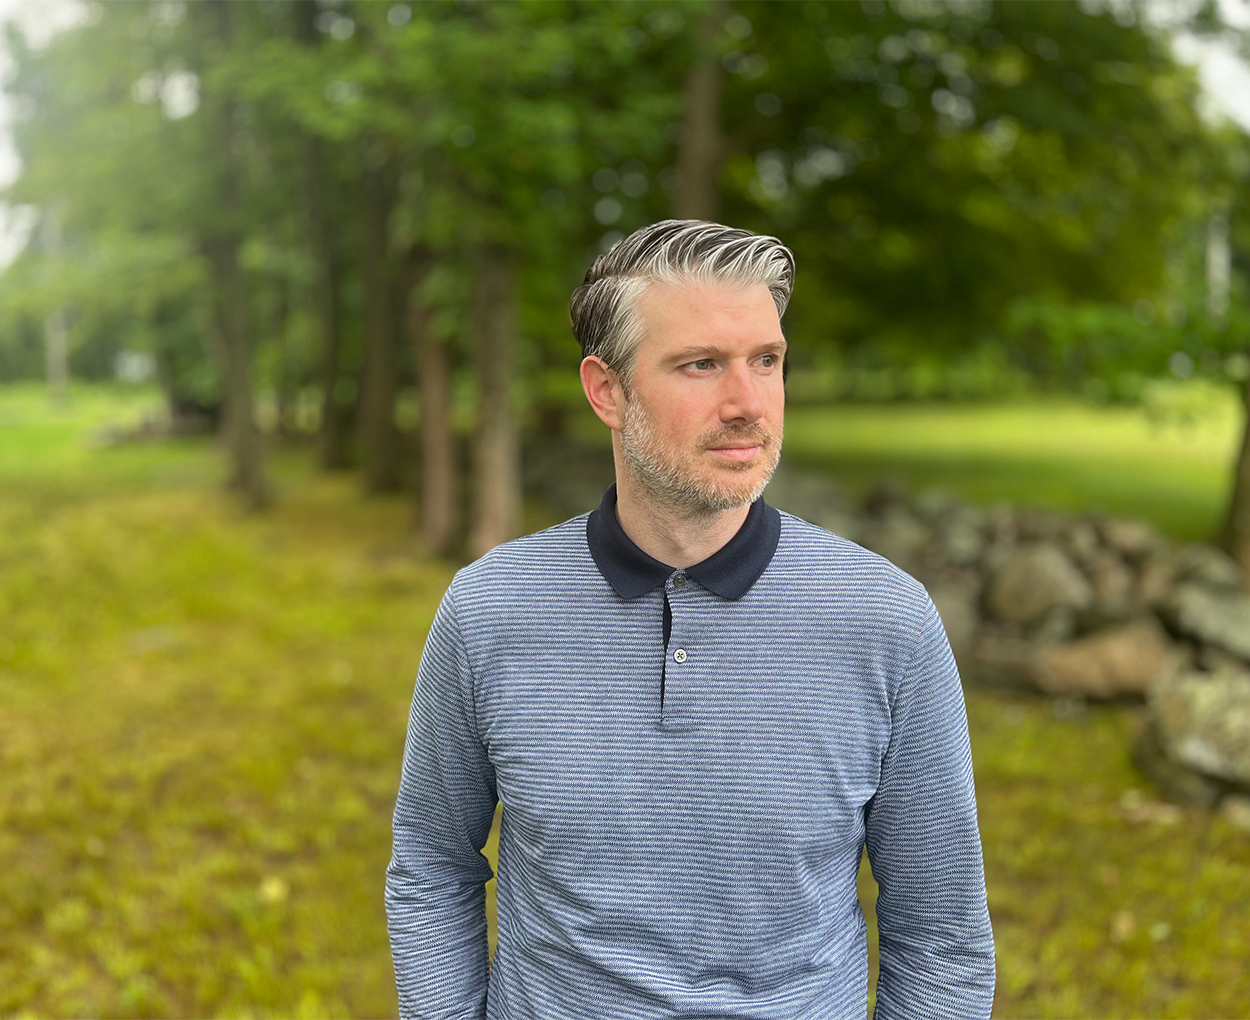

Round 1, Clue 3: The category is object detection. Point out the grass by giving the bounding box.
[783,389,1243,542]
[2,383,1249,1017]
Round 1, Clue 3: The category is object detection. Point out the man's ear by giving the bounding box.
[580,356,623,431]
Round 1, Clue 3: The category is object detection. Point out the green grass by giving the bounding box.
[3,383,1249,1017]
[784,390,1243,542]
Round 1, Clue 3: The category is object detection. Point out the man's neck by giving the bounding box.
[613,469,751,570]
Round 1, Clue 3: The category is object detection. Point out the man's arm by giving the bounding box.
[385,586,498,1020]
[864,596,996,1019]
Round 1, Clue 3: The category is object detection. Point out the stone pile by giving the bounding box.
[523,444,1250,809]
[761,465,1250,809]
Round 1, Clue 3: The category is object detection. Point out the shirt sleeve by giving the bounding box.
[385,585,499,1020]
[864,595,996,1019]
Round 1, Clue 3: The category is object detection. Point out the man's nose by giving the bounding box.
[718,359,766,423]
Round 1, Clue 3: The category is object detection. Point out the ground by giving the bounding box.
[1,383,1248,1018]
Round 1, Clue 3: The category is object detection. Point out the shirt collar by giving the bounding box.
[586,482,781,601]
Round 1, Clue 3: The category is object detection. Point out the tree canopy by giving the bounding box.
[1,0,1246,549]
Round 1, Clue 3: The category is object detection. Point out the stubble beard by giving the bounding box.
[618,394,783,520]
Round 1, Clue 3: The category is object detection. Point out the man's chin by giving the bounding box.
[698,468,773,504]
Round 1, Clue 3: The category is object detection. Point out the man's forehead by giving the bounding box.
[634,280,781,343]
[636,278,774,313]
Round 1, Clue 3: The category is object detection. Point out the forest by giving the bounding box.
[3,0,1249,557]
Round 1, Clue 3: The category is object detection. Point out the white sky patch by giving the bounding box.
[0,0,87,268]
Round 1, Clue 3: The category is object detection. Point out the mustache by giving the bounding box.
[702,422,777,448]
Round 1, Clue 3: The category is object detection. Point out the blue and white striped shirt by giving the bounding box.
[386,486,995,1018]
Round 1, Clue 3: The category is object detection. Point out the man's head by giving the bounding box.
[573,220,795,519]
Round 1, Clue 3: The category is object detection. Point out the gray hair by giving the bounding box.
[570,219,795,395]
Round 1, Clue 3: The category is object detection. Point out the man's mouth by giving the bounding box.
[708,444,761,461]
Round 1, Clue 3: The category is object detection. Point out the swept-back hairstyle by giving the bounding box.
[569,219,795,395]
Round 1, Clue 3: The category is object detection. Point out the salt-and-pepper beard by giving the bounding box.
[619,393,782,520]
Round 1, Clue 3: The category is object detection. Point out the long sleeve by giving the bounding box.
[385,586,498,1020]
[864,596,996,1019]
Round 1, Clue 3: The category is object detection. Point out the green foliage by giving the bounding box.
[719,0,1243,378]
[1,0,1246,414]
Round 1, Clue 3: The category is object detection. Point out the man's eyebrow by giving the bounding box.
[667,339,788,362]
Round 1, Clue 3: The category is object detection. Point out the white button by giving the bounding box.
[673,648,687,663]
[673,573,686,588]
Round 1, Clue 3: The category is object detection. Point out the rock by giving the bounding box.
[1132,717,1227,807]
[764,466,849,520]
[986,543,1093,625]
[863,479,908,516]
[1064,520,1101,570]
[1149,669,1250,787]
[936,508,986,567]
[1100,518,1162,561]
[1137,551,1179,608]
[1086,550,1136,614]
[969,632,1038,689]
[1016,507,1066,542]
[1029,607,1077,645]
[1030,617,1184,698]
[1196,645,1248,675]
[913,488,960,524]
[1163,583,1250,662]
[928,582,980,668]
[986,502,1017,545]
[859,509,930,573]
[764,468,860,539]
[1175,544,1243,590]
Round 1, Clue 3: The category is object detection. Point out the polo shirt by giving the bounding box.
[386,484,995,1020]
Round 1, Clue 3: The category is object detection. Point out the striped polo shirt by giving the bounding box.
[386,484,995,1019]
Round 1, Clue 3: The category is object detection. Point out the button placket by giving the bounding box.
[661,570,695,730]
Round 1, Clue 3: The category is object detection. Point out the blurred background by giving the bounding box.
[3,0,1250,1016]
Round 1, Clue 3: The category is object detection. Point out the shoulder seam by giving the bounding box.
[444,585,485,744]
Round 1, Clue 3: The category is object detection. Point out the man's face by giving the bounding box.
[616,281,786,517]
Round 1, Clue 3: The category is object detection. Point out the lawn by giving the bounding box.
[2,383,1248,1017]
[783,386,1242,542]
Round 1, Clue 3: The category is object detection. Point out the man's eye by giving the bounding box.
[760,354,777,368]
[690,359,714,371]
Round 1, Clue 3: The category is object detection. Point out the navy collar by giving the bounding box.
[586,483,781,601]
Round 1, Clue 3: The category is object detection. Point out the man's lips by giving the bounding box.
[708,444,761,461]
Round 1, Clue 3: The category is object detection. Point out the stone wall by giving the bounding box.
[762,465,1250,810]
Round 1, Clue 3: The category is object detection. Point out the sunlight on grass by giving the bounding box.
[784,391,1242,541]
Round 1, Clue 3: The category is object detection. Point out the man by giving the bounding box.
[386,220,995,1019]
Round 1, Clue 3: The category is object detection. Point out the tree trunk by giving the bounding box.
[673,0,726,222]
[408,247,458,556]
[294,0,351,468]
[204,233,268,508]
[357,149,402,492]
[41,200,68,407]
[469,246,521,558]
[202,0,268,509]
[44,307,69,407]
[1221,372,1250,575]
[270,262,293,435]
[307,131,353,465]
